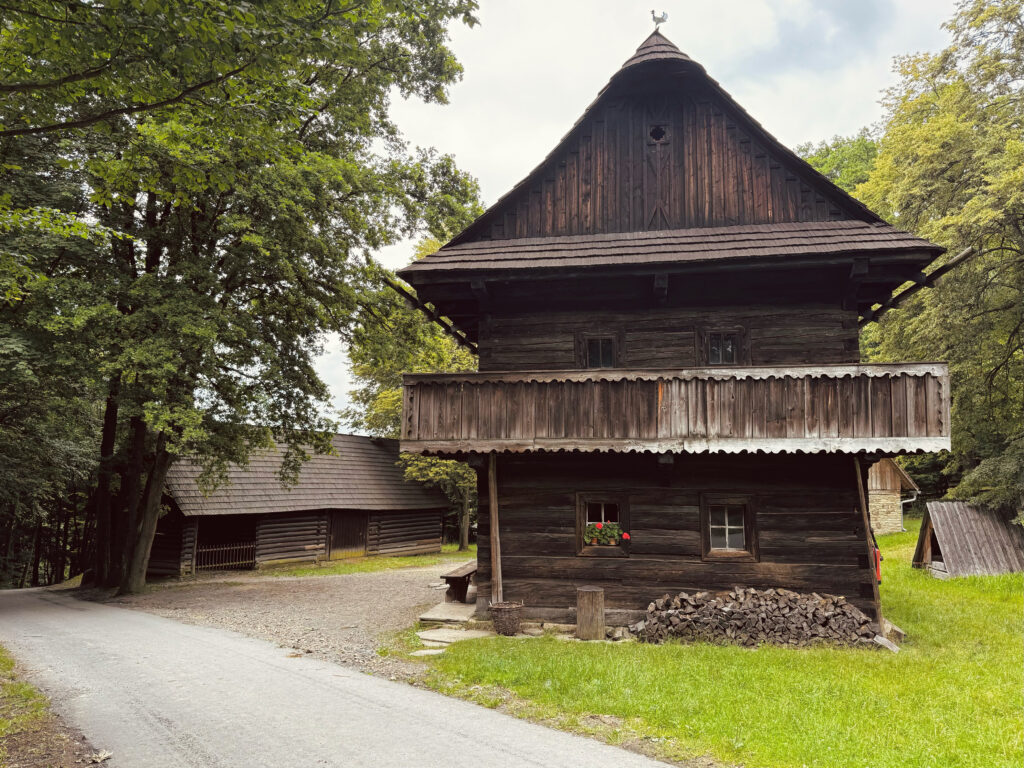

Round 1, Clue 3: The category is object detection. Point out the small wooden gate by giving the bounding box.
[329,511,367,559]
[195,541,256,571]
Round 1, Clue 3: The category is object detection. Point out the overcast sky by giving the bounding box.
[317,0,958,421]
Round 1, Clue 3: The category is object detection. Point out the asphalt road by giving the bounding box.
[0,588,671,768]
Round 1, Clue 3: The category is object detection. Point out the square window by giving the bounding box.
[709,504,746,551]
[702,496,757,561]
[577,494,629,557]
[585,337,616,368]
[706,330,743,365]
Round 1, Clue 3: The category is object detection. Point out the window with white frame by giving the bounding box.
[701,494,757,561]
[708,503,746,551]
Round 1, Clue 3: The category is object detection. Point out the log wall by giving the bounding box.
[255,512,329,566]
[146,507,185,578]
[475,452,879,620]
[180,518,197,576]
[367,510,444,556]
[478,304,858,371]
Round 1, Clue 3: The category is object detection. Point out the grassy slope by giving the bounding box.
[0,645,49,761]
[427,520,1023,768]
[270,543,476,577]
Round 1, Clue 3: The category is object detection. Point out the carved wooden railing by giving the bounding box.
[401,363,950,455]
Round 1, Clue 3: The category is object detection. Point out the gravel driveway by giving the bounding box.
[104,561,470,678]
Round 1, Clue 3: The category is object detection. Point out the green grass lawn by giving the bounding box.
[270,542,476,577]
[426,520,1023,768]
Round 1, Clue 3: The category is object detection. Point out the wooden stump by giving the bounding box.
[576,586,605,640]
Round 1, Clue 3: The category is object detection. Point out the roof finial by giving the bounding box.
[651,10,668,28]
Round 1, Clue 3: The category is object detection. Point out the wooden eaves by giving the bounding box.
[382,273,478,355]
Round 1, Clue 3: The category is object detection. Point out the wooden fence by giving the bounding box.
[195,541,257,571]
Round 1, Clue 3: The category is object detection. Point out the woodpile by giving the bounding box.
[630,587,879,647]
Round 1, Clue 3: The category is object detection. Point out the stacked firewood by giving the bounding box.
[629,587,878,647]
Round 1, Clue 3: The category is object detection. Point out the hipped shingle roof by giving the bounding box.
[165,434,449,517]
[400,220,940,277]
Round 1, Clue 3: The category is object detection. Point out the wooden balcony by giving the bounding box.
[401,363,950,456]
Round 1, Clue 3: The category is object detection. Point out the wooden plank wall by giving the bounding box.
[476,453,878,620]
[367,510,444,556]
[478,305,858,371]
[465,88,850,244]
[255,512,329,566]
[404,368,948,450]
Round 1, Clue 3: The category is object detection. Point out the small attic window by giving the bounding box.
[649,124,667,142]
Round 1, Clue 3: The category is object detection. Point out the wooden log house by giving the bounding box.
[397,31,951,623]
[149,434,449,576]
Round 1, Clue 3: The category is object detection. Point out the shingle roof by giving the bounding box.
[914,501,1024,577]
[165,434,449,517]
[621,29,695,68]
[400,220,940,277]
[446,30,883,248]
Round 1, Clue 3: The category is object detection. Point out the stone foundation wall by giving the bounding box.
[870,490,903,535]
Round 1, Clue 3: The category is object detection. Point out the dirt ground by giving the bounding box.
[1,667,96,768]
[98,561,472,680]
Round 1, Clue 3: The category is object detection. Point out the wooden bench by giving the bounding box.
[442,562,477,603]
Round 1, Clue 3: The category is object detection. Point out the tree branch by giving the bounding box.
[0,62,253,137]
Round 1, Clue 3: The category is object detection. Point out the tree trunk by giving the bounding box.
[120,435,173,595]
[54,500,71,584]
[29,518,42,587]
[93,375,121,585]
[459,493,470,551]
[108,414,146,587]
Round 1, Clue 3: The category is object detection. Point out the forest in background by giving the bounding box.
[1,0,1020,590]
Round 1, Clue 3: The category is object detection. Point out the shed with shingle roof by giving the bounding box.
[913,501,1024,577]
[148,434,450,577]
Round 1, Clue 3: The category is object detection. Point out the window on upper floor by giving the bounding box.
[584,336,617,368]
[703,328,747,366]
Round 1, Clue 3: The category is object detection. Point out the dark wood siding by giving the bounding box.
[478,305,858,371]
[367,510,444,556]
[476,453,878,619]
[181,518,197,576]
[329,511,368,559]
[147,507,185,578]
[462,88,852,245]
[402,364,950,456]
[255,512,328,566]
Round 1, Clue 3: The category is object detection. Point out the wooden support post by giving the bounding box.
[853,456,882,625]
[488,452,503,604]
[576,586,605,640]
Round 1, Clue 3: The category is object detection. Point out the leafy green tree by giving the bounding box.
[796,130,878,193]
[1,1,482,591]
[805,0,1023,514]
[346,237,481,549]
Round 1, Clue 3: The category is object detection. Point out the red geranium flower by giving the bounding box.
[595,522,603,530]
[622,532,631,540]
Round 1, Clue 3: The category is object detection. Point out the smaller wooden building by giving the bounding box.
[148,434,449,577]
[913,501,1024,578]
[868,459,919,534]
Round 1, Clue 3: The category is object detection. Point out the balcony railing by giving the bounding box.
[400,363,950,455]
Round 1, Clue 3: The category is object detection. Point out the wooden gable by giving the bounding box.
[452,31,877,246]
